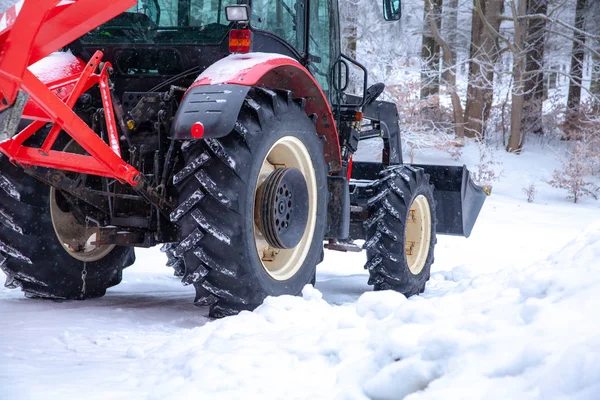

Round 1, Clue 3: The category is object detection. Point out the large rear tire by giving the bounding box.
[171,88,327,318]
[363,166,437,296]
[0,154,135,299]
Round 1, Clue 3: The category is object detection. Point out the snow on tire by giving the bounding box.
[161,243,185,278]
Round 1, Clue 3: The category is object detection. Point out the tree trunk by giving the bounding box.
[588,1,600,112]
[342,3,358,60]
[464,0,503,138]
[425,0,465,137]
[591,56,600,112]
[341,0,358,94]
[507,0,528,153]
[421,0,442,101]
[565,0,588,133]
[521,0,548,137]
[442,0,459,82]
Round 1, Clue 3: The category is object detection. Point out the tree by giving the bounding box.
[565,0,589,133]
[421,0,442,101]
[442,0,460,83]
[465,0,503,138]
[505,0,528,153]
[586,0,600,111]
[424,0,465,138]
[521,0,548,137]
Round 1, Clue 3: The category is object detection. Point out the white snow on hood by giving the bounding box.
[28,51,81,83]
[195,52,296,85]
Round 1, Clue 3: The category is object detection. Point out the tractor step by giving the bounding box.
[93,228,157,248]
[324,239,362,253]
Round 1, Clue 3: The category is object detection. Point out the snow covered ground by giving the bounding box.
[2,142,600,400]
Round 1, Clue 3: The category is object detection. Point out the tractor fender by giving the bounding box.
[171,53,342,173]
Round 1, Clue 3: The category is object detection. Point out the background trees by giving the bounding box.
[341,0,598,155]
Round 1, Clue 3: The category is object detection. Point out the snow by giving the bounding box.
[2,142,600,399]
[27,51,82,84]
[0,171,20,200]
[194,52,296,85]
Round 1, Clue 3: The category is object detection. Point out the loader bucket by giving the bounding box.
[417,164,488,237]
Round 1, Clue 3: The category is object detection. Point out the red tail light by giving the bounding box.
[229,29,251,53]
[191,122,204,138]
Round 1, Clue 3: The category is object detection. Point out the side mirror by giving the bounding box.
[383,0,401,21]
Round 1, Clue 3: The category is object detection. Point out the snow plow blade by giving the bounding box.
[417,164,489,238]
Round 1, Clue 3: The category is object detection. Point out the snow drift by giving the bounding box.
[114,224,600,400]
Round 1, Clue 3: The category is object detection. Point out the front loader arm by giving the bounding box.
[0,0,141,186]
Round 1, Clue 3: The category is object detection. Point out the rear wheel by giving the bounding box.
[363,166,437,296]
[170,88,327,318]
[0,153,135,299]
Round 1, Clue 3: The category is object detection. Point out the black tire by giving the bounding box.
[170,88,327,318]
[0,154,135,299]
[160,243,185,278]
[363,165,437,296]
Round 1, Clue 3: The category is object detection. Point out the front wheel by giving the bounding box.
[363,166,437,296]
[170,88,327,318]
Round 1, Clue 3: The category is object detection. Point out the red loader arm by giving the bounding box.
[0,0,140,186]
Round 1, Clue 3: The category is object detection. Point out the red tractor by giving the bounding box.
[0,0,487,317]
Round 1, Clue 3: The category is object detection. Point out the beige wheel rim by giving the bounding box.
[49,140,115,262]
[253,136,317,281]
[405,194,432,275]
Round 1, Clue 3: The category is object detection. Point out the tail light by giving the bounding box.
[191,122,205,138]
[229,29,251,53]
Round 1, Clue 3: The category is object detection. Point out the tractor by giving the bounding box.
[0,0,487,318]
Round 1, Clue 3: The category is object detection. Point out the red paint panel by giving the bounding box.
[0,145,117,178]
[0,1,140,186]
[98,63,121,157]
[21,68,139,184]
[21,53,88,122]
[0,52,140,186]
[0,0,134,108]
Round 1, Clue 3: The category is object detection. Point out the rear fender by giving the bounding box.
[171,53,342,173]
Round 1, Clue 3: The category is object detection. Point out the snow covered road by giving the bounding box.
[2,145,600,400]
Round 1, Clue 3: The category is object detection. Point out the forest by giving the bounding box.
[343,0,600,201]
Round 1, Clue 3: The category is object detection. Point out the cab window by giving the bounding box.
[251,0,306,52]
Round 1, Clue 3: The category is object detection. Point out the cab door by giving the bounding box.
[307,0,340,98]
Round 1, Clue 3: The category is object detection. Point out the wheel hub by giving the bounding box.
[257,168,308,249]
[253,136,317,281]
[49,140,115,262]
[405,194,432,275]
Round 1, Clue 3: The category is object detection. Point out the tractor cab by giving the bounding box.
[73,0,399,103]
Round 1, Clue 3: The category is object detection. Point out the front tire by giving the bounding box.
[171,88,327,318]
[363,166,437,296]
